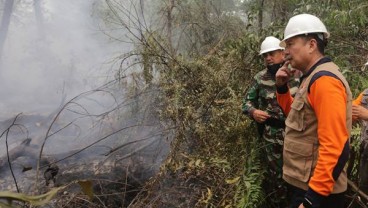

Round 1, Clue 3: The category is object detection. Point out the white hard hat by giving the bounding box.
[280,14,330,47]
[259,36,284,55]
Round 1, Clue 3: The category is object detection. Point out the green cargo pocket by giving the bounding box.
[285,100,304,131]
[283,138,313,182]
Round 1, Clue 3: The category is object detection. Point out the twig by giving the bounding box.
[348,178,368,206]
[39,124,142,170]
[35,88,119,192]
[1,113,22,193]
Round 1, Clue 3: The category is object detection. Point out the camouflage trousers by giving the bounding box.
[260,127,288,208]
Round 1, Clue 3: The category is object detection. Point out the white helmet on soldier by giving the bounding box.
[280,14,330,47]
[259,36,284,55]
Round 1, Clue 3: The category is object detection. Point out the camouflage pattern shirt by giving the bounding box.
[242,68,299,173]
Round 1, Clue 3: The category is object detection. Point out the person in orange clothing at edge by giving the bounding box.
[352,62,368,194]
[275,14,352,208]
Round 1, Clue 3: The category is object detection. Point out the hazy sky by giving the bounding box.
[1,0,123,116]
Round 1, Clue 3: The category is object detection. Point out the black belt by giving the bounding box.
[264,117,285,128]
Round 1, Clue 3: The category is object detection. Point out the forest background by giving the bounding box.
[124,0,368,207]
[1,0,368,207]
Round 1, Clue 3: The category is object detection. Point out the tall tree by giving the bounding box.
[0,0,15,68]
[34,0,45,39]
[166,0,175,54]
[257,0,264,32]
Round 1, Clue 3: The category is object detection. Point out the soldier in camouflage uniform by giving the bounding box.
[242,36,299,207]
[352,87,368,194]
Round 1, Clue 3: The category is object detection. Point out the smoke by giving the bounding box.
[1,0,121,115]
[0,0,170,188]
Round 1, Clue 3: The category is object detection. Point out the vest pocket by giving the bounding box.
[283,138,313,182]
[285,100,304,131]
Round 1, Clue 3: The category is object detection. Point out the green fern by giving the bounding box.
[235,134,265,208]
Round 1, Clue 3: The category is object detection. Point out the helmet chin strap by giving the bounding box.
[267,62,284,76]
